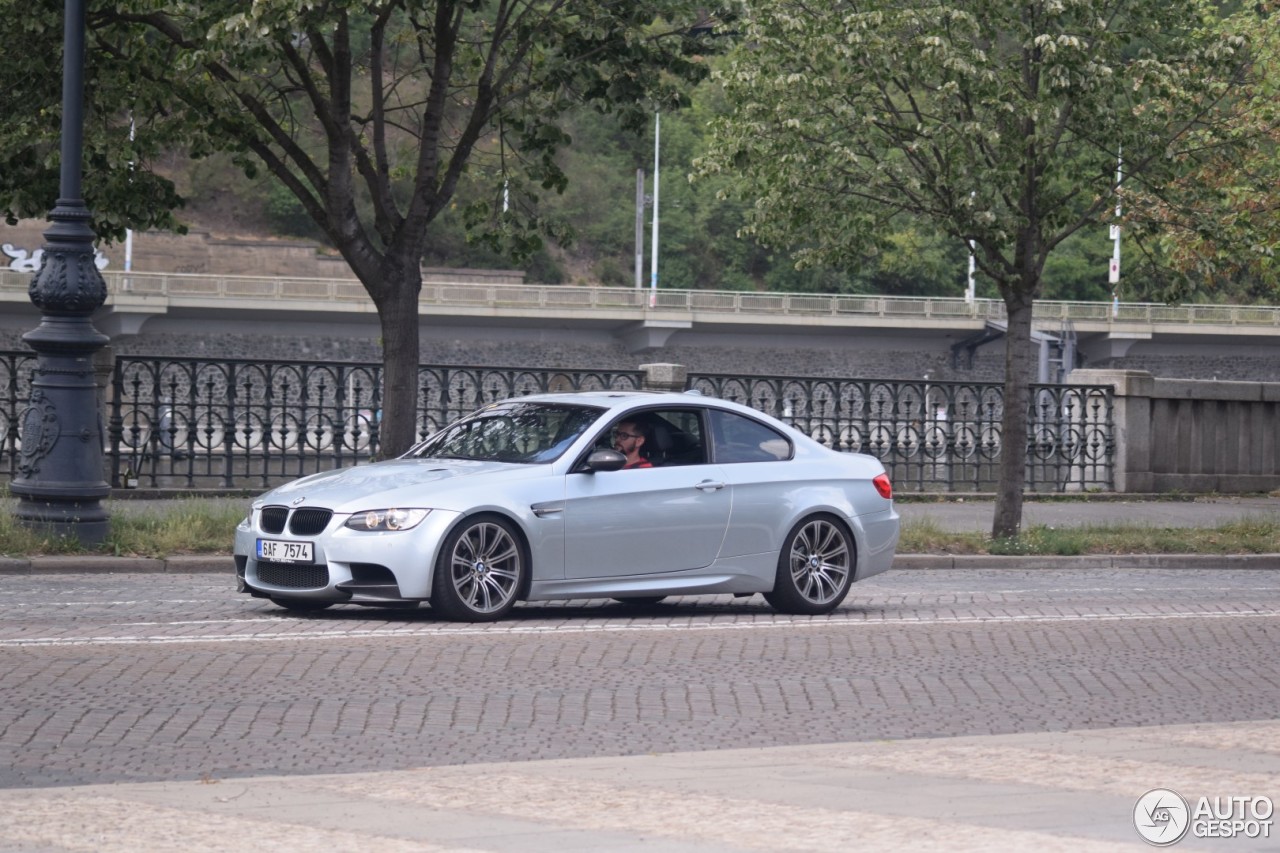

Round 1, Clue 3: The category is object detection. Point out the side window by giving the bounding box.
[710,410,793,463]
[650,410,706,466]
[598,409,708,467]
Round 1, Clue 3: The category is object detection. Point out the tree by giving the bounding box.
[1,2,724,456]
[698,0,1273,537]
[1126,5,1280,298]
[0,4,185,241]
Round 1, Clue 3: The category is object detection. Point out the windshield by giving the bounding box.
[406,402,604,464]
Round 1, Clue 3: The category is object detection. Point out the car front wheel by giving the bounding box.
[431,515,526,622]
[764,515,855,615]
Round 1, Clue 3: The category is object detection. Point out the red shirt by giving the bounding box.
[622,458,652,469]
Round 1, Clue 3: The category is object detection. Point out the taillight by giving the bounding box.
[872,473,892,500]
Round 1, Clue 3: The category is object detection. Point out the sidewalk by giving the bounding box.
[1,495,1278,573]
[897,494,1280,533]
[0,720,1274,851]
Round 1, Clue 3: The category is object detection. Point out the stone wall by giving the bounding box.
[1084,354,1280,383]
[5,320,1278,383]
[0,328,1001,384]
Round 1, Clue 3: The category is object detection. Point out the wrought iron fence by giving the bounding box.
[0,351,38,481]
[103,356,645,489]
[0,350,1112,492]
[688,374,1113,492]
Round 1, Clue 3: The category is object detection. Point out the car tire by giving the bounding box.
[764,514,855,615]
[431,514,526,622]
[612,596,667,606]
[269,597,333,612]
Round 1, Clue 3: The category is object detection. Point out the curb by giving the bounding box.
[0,556,230,575]
[4,554,1280,575]
[891,554,1280,570]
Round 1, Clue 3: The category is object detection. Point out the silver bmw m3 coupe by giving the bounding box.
[234,391,899,621]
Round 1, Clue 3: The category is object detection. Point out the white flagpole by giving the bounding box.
[635,169,644,289]
[1110,149,1122,317]
[123,116,135,290]
[966,192,976,305]
[649,112,660,309]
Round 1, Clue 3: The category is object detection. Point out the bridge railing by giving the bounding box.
[4,269,1280,328]
[1,350,1112,493]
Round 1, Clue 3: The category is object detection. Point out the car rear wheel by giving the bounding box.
[269,597,333,612]
[764,515,854,615]
[431,515,526,622]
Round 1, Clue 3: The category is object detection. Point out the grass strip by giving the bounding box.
[901,516,1280,556]
[0,500,246,558]
[1,500,1277,559]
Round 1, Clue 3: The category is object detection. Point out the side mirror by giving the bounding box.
[583,448,627,472]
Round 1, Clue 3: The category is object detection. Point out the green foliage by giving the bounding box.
[263,184,324,241]
[697,0,1272,303]
[1138,5,1280,300]
[0,2,186,239]
[3,1,1272,304]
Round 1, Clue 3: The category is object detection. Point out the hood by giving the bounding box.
[255,458,535,511]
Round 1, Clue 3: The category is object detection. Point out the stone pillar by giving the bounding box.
[639,362,687,393]
[1068,369,1154,493]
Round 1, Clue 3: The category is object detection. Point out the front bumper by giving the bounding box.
[234,507,463,602]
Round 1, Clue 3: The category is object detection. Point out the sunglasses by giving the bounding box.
[612,430,642,440]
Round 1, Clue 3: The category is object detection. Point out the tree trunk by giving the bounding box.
[992,289,1034,539]
[372,263,423,458]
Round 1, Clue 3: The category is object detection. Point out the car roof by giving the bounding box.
[471,390,824,454]
[508,390,694,409]
[511,388,766,411]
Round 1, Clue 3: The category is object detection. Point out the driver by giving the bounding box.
[612,420,653,469]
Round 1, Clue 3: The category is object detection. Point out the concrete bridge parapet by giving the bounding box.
[1070,368,1280,493]
[4,270,1280,385]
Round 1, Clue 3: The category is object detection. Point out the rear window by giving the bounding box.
[710,410,792,463]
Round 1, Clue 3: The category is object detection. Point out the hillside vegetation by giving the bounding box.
[176,95,1256,306]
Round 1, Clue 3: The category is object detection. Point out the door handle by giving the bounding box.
[694,480,726,491]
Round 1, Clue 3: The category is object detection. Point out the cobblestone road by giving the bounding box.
[2,568,1278,790]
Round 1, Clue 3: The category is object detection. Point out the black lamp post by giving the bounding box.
[11,0,110,545]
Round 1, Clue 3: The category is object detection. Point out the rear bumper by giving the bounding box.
[855,506,900,581]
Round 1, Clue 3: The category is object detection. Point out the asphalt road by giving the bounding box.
[3,566,1278,791]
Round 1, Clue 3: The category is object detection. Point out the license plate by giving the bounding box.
[257,539,314,563]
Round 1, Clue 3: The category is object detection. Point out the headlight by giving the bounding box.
[344,508,431,532]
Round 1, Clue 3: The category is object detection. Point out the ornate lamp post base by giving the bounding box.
[10,228,112,547]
